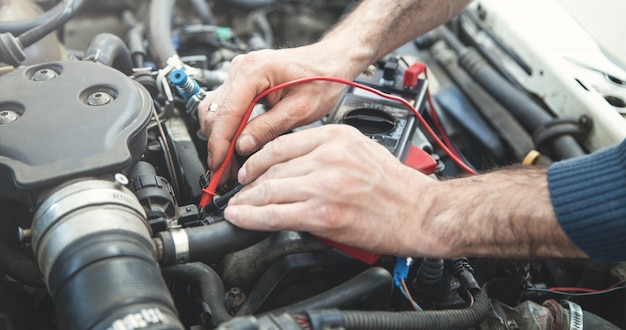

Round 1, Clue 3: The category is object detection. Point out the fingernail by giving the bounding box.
[224,207,237,222]
[206,151,213,169]
[237,135,257,154]
[237,166,247,183]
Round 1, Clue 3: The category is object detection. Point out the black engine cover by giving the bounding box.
[0,61,152,207]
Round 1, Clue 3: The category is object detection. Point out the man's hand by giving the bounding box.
[198,44,351,171]
[224,124,437,256]
[225,125,587,259]
[198,0,472,172]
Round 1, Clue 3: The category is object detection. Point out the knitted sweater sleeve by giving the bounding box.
[548,139,626,261]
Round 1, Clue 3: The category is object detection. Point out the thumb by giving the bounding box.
[236,98,318,155]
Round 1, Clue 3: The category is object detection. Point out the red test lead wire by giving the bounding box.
[199,75,479,208]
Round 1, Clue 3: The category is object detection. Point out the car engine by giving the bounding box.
[1,0,625,329]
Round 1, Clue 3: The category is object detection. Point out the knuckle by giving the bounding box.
[256,181,277,204]
[264,138,285,157]
[263,164,280,180]
[264,207,285,230]
[256,119,285,145]
[233,50,272,68]
[311,201,342,230]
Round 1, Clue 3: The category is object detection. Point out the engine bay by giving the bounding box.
[1,0,626,329]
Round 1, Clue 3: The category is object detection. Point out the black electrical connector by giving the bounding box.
[203,183,245,213]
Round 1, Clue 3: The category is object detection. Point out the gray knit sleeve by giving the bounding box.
[547,139,626,261]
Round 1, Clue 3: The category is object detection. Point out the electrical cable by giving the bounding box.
[400,278,423,311]
[544,279,626,294]
[424,70,459,159]
[527,279,626,296]
[199,76,479,207]
[466,290,474,307]
[527,286,626,297]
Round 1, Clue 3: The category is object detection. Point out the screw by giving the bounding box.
[114,173,129,188]
[506,320,518,329]
[225,287,246,312]
[17,227,32,242]
[32,68,58,81]
[87,91,113,106]
[0,110,19,124]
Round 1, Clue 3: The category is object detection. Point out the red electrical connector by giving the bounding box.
[403,62,427,89]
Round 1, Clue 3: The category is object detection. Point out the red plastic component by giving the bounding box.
[315,236,381,265]
[403,62,427,89]
[404,145,437,174]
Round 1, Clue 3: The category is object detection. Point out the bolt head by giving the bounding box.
[32,69,58,81]
[114,173,129,187]
[0,110,19,124]
[87,92,113,106]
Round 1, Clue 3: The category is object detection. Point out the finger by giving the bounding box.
[238,125,361,184]
[235,100,315,157]
[207,56,272,170]
[229,177,314,206]
[224,202,315,232]
[198,95,219,138]
[236,82,344,156]
[244,156,319,190]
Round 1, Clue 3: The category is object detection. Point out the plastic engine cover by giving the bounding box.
[0,61,152,207]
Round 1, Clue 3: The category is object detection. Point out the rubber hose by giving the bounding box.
[309,289,490,330]
[17,0,82,48]
[0,239,43,287]
[432,41,535,162]
[148,0,177,68]
[264,267,393,317]
[0,0,84,35]
[161,263,232,327]
[438,26,585,160]
[157,221,269,266]
[189,0,216,25]
[187,223,269,262]
[127,25,146,68]
[84,33,133,75]
[583,310,621,329]
[216,0,278,10]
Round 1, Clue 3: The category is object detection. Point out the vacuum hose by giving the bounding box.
[84,33,134,75]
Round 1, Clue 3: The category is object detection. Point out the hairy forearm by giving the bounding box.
[413,167,587,259]
[319,0,470,78]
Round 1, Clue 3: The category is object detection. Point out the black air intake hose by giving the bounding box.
[32,179,184,330]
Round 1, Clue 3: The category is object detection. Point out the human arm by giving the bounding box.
[548,138,626,261]
[198,0,470,170]
[224,124,587,259]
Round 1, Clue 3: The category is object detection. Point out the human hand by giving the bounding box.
[198,42,357,171]
[224,124,440,256]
